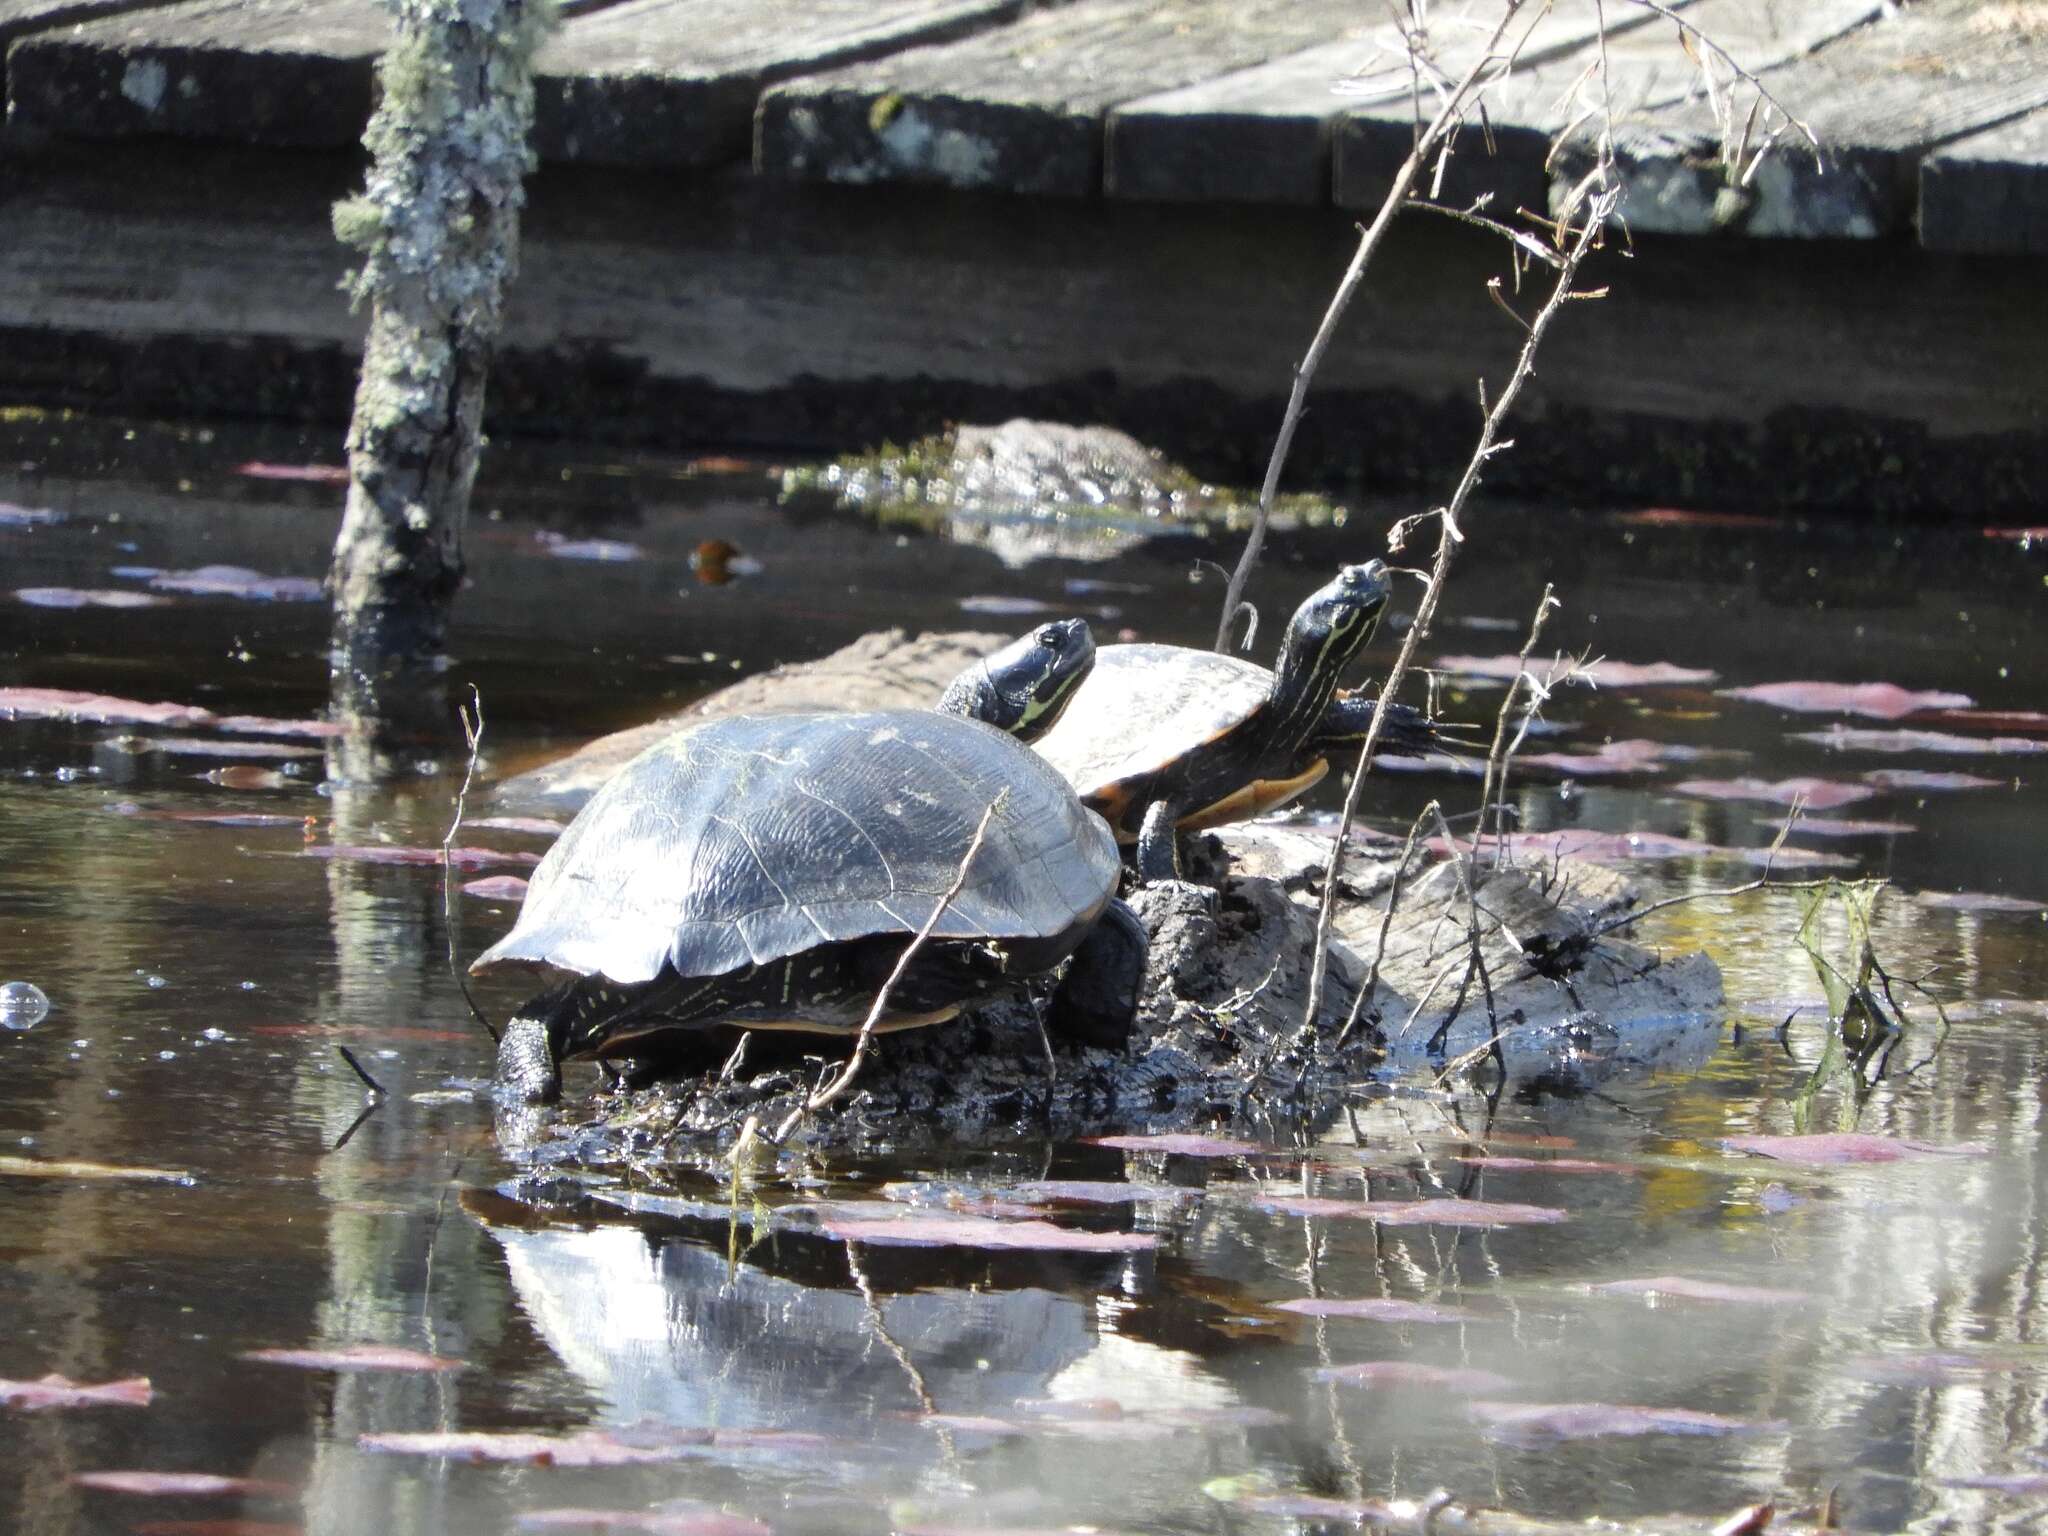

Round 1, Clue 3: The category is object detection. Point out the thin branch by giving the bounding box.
[1615,0,1819,155]
[441,685,497,1044]
[1469,585,1558,864]
[768,794,1006,1144]
[336,1043,386,1096]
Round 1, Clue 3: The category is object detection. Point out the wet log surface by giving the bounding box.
[485,628,1724,1161]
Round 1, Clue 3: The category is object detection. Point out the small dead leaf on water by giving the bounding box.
[202,767,292,792]
[16,587,173,609]
[1722,1134,1989,1165]
[1865,768,2004,792]
[242,1345,465,1374]
[1584,1276,1806,1306]
[0,1155,193,1184]
[0,687,214,727]
[72,1470,293,1498]
[690,539,761,585]
[462,875,530,901]
[235,460,350,484]
[0,1373,154,1410]
[1471,1400,1784,1444]
[1718,681,1973,720]
[1087,1132,1264,1157]
[1673,776,1877,810]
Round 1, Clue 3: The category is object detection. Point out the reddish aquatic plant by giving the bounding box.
[241,1345,464,1373]
[0,1373,154,1410]
[1672,776,1876,809]
[1718,681,1973,719]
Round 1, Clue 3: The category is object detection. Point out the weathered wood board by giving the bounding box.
[754,0,1387,196]
[1332,0,1878,217]
[1575,0,2048,239]
[1920,105,2048,256]
[532,0,1020,166]
[1104,0,1681,207]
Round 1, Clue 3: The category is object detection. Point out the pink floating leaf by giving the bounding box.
[463,875,530,901]
[360,1429,707,1466]
[1086,1133,1263,1157]
[1515,739,1702,777]
[140,566,323,602]
[1673,776,1877,809]
[1865,768,2003,791]
[1793,726,2045,756]
[72,1471,291,1498]
[534,532,644,562]
[1313,1361,1514,1393]
[140,737,323,760]
[1913,890,2046,913]
[212,715,343,740]
[1982,526,2048,542]
[1440,654,1716,686]
[1722,1133,1988,1165]
[1258,1197,1567,1227]
[816,1213,1154,1252]
[1009,1180,1197,1205]
[1272,1297,1477,1323]
[1453,1155,1635,1174]
[1472,1400,1783,1443]
[0,1373,153,1410]
[1616,507,1779,529]
[242,1345,464,1373]
[235,461,350,484]
[0,687,214,727]
[17,587,173,609]
[1584,1276,1805,1305]
[1719,681,1973,720]
[300,845,539,868]
[468,816,566,836]
[516,1509,770,1536]
[1771,816,1915,838]
[1919,708,2048,734]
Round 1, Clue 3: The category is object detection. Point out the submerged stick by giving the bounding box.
[769,793,1006,1144]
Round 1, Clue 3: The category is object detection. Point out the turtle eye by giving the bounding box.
[1036,625,1063,649]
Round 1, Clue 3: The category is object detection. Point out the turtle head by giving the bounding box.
[1271,561,1392,736]
[938,618,1096,741]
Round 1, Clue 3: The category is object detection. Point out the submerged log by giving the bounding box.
[480,628,1722,1157]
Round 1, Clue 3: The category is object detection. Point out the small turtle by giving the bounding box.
[476,621,1142,1104]
[1033,561,1443,880]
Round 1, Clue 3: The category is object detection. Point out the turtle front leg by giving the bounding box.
[1050,898,1148,1049]
[493,1012,563,1105]
[1135,799,1185,883]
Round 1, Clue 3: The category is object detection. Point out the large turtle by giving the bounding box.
[476,620,1140,1104]
[1033,562,1443,881]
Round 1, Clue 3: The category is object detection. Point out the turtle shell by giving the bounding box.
[1032,643,1275,804]
[473,711,1119,986]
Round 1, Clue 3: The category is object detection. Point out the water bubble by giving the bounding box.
[375,1049,400,1061]
[239,981,258,991]
[0,981,51,1031]
[157,1050,177,1061]
[201,1027,228,1042]
[144,975,168,989]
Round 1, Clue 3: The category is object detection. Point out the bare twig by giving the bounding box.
[1213,3,1533,651]
[768,794,1006,1144]
[336,1043,386,1096]
[441,685,498,1044]
[1616,0,1819,156]
[1333,801,1436,1050]
[1470,585,1558,864]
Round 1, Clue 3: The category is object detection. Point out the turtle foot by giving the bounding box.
[1051,899,1148,1049]
[493,1015,563,1106]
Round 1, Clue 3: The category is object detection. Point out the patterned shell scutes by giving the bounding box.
[1031,644,1274,796]
[475,711,1120,985]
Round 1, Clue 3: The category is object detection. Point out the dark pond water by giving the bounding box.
[3,414,2046,1536]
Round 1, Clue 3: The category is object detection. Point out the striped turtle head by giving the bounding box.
[1271,561,1392,739]
[938,618,1096,741]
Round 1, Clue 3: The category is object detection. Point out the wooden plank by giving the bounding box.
[1,0,192,46]
[5,0,385,146]
[1919,104,2048,255]
[755,0,1379,197]
[1105,0,1675,206]
[1578,0,2048,239]
[533,0,1020,166]
[1333,0,1876,217]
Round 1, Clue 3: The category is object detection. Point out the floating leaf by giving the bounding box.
[1793,726,2045,756]
[0,687,214,727]
[1471,1400,1781,1443]
[468,816,565,836]
[1616,507,1779,529]
[816,1214,1154,1252]
[1583,1276,1805,1305]
[1087,1133,1262,1157]
[1516,739,1703,776]
[1204,1475,1400,1521]
[515,1509,771,1536]
[1865,768,2003,791]
[0,1373,154,1410]
[212,715,342,740]
[463,875,530,901]
[1009,1180,1197,1205]
[1313,1361,1514,1393]
[959,595,1059,616]
[300,845,538,869]
[17,587,172,609]
[242,1345,464,1373]
[1919,708,2048,733]
[360,1429,707,1466]
[1673,776,1877,809]
[1258,1197,1567,1227]
[142,566,322,602]
[202,767,292,791]
[1718,681,1973,719]
[1440,654,1716,686]
[109,806,306,828]
[1453,1155,1635,1174]
[235,461,349,483]
[0,1155,193,1184]
[1722,1133,1988,1165]
[1272,1297,1477,1323]
[72,1471,291,1497]
[1846,1351,2024,1385]
[535,531,643,563]
[0,501,64,526]
[136,737,322,760]
[1913,890,2046,913]
[1770,816,1915,838]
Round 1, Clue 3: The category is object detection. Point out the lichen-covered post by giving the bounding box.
[326,0,555,746]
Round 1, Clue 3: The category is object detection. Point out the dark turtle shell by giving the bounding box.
[1032,644,1287,827]
[472,710,1119,985]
